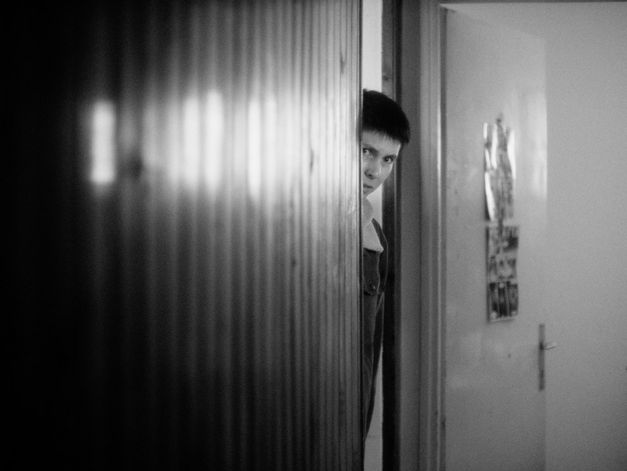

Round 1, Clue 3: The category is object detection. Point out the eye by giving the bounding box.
[362,147,371,156]
[383,155,396,164]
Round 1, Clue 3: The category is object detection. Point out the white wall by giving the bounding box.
[361,0,384,223]
[449,3,627,470]
[361,1,383,469]
[362,0,382,94]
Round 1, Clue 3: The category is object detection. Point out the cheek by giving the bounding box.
[382,165,394,180]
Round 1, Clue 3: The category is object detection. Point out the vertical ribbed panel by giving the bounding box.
[11,1,361,470]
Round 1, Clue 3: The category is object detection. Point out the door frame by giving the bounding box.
[380,2,400,469]
[383,1,446,470]
[398,1,446,470]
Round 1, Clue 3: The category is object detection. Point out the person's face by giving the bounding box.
[361,130,402,197]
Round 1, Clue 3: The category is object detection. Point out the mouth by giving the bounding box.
[363,184,373,191]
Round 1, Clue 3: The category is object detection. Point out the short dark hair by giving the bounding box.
[362,89,410,145]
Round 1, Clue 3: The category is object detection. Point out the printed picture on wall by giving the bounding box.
[484,115,515,222]
[487,224,519,321]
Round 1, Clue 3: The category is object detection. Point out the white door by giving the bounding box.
[444,10,548,471]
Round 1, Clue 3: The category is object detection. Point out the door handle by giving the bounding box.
[541,341,558,351]
[538,324,556,390]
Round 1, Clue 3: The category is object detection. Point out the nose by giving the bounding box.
[363,158,381,180]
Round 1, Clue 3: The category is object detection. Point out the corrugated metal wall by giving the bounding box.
[10,1,361,470]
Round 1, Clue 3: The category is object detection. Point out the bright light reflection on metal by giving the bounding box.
[264,98,278,192]
[204,91,223,192]
[246,97,279,201]
[183,95,201,188]
[142,100,161,180]
[90,101,116,185]
[165,99,180,187]
[283,101,297,183]
[247,100,262,199]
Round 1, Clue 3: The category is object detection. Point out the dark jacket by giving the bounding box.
[362,219,388,438]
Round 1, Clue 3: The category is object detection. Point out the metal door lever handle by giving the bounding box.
[539,324,555,390]
[541,342,558,351]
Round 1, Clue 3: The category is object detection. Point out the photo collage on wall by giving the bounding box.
[484,115,519,321]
